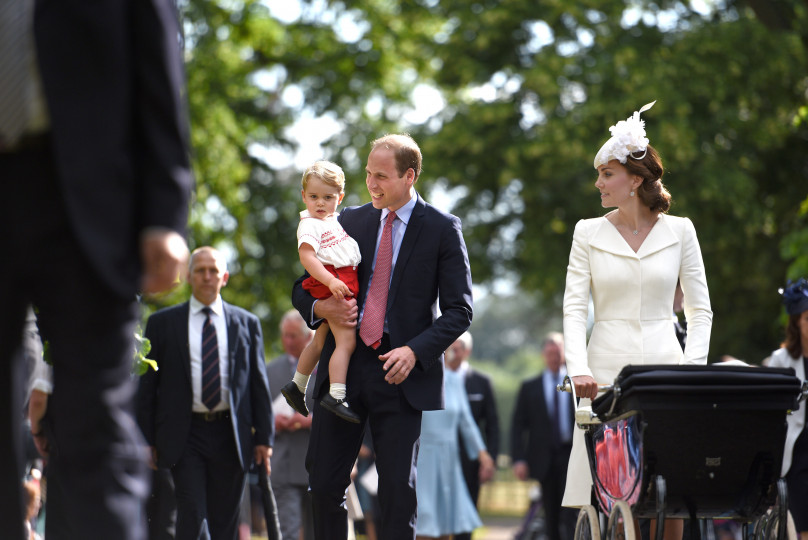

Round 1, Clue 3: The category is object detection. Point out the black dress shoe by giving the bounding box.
[319,394,361,423]
[281,381,309,417]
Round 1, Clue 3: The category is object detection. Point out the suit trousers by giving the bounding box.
[0,141,149,539]
[306,334,422,540]
[172,415,245,540]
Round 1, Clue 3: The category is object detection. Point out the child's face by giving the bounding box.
[302,175,344,219]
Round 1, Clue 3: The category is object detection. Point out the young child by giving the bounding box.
[281,160,362,423]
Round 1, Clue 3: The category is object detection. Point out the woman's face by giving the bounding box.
[594,160,640,209]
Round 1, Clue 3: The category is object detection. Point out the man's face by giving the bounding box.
[189,250,228,305]
[365,147,414,211]
[446,340,467,371]
[280,319,312,359]
[543,341,563,373]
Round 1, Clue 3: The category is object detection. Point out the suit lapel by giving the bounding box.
[636,214,679,258]
[588,217,637,258]
[223,301,239,381]
[589,214,679,259]
[177,302,192,384]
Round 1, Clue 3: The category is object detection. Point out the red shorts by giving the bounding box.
[302,265,359,299]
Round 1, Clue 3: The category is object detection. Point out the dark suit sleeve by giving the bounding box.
[292,274,319,330]
[248,316,274,447]
[510,381,530,464]
[481,376,500,459]
[136,315,161,445]
[406,214,473,369]
[132,0,192,234]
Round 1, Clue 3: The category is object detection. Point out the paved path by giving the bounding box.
[476,514,522,540]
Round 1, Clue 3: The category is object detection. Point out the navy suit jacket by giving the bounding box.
[510,372,575,481]
[137,300,274,470]
[292,192,473,411]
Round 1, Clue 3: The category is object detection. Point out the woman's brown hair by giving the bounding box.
[623,145,671,213]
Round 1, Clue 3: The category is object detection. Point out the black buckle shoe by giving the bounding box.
[320,394,361,423]
[281,381,309,417]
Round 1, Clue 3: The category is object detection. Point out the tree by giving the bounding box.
[163,0,807,362]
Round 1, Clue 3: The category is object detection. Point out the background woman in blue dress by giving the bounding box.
[416,363,495,539]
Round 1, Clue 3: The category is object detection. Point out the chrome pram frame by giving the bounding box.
[559,364,808,540]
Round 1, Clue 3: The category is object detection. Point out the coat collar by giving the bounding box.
[589,213,679,258]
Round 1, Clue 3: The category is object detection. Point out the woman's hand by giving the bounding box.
[572,375,599,400]
[478,450,495,483]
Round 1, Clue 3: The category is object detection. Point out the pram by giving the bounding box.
[561,364,807,540]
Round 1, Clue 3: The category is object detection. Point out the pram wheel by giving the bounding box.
[752,478,797,540]
[574,505,601,540]
[605,500,635,540]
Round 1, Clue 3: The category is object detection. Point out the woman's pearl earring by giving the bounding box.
[630,191,635,197]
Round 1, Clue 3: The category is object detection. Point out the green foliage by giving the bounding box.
[132,332,157,377]
[170,0,808,363]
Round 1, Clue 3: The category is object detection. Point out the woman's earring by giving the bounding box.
[630,191,635,197]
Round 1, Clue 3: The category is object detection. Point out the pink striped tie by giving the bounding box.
[360,211,396,349]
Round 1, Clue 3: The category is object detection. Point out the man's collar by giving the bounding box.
[382,191,417,225]
[190,295,224,316]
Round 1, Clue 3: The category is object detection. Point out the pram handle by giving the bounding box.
[556,381,613,394]
[557,375,613,425]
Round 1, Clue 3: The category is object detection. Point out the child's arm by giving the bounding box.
[299,244,353,300]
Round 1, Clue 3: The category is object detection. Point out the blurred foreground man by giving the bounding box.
[0,0,192,538]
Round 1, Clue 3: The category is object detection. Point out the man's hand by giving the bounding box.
[255,445,272,476]
[313,295,357,327]
[275,412,312,433]
[512,460,529,482]
[140,228,189,294]
[380,346,416,384]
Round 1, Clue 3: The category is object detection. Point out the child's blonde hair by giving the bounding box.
[302,160,346,192]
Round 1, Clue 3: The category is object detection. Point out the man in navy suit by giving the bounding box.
[292,134,473,540]
[447,332,499,540]
[511,333,577,540]
[138,247,274,540]
[0,1,192,538]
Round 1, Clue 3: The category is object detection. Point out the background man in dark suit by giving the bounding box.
[511,332,577,540]
[0,1,192,538]
[293,134,473,540]
[447,331,499,540]
[138,247,274,540]
[266,310,315,540]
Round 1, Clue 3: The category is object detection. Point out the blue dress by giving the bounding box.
[416,369,486,537]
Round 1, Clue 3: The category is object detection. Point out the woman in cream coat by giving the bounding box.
[768,278,808,537]
[562,103,712,538]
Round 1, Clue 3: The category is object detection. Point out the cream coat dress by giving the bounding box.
[561,212,713,507]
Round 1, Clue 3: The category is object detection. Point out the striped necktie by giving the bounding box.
[201,307,221,410]
[360,211,396,349]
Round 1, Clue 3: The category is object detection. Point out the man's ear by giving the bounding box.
[222,272,230,287]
